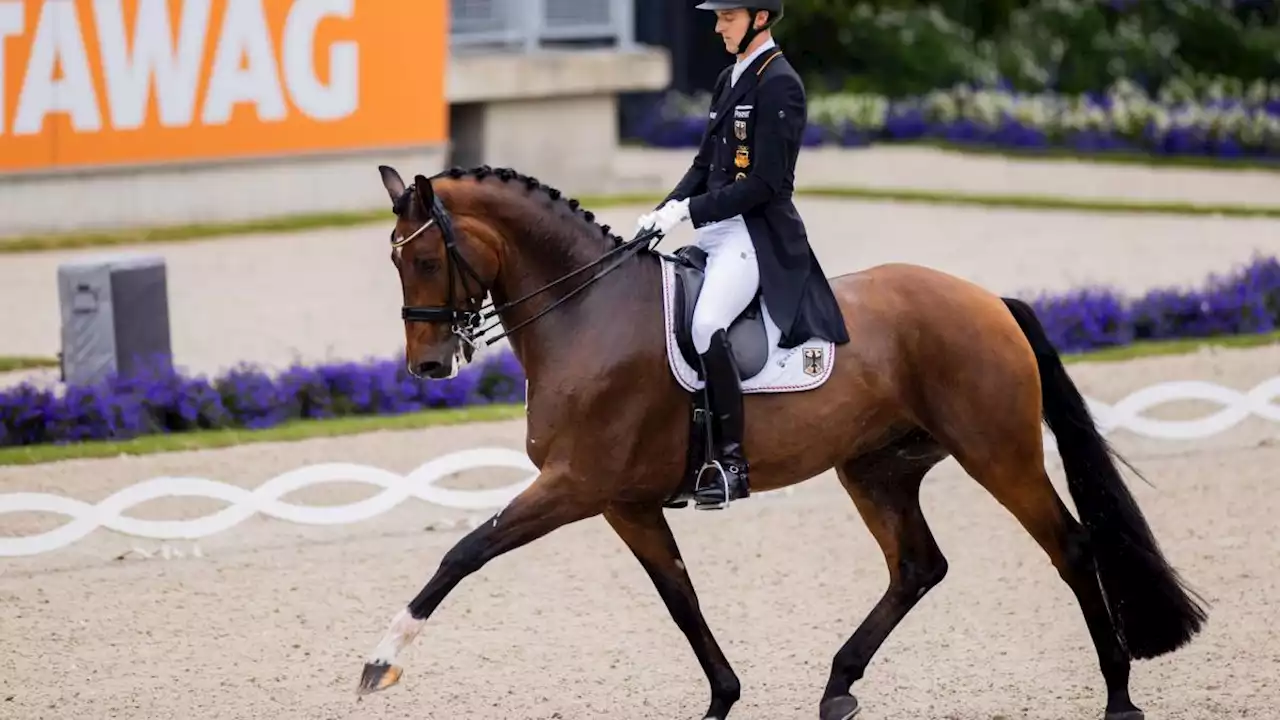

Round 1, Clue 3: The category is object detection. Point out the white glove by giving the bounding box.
[636,199,673,234]
[639,198,690,237]
[635,208,662,236]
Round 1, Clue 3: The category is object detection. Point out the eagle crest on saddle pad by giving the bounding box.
[802,347,826,377]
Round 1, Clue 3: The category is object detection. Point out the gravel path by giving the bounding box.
[1,345,1278,719]
[2,150,1279,718]
[619,145,1280,207]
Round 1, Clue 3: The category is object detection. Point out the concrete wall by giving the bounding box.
[0,145,447,237]
[447,46,670,195]
[0,46,671,238]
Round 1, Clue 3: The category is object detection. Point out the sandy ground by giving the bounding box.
[1,343,1278,720]
[2,152,1279,718]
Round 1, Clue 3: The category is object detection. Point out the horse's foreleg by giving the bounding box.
[357,468,600,696]
[604,504,741,720]
[820,452,949,720]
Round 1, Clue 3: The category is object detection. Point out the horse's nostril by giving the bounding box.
[416,361,442,376]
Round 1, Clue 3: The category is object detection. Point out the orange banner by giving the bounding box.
[0,0,447,171]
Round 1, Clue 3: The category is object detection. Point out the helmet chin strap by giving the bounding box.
[730,8,766,55]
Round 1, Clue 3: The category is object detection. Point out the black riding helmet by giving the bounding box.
[696,1,784,55]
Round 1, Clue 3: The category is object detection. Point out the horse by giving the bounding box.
[355,164,1207,720]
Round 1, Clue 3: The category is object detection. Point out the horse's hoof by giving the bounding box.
[819,695,860,720]
[356,661,403,696]
[1104,711,1144,720]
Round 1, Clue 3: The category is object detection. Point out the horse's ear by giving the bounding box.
[413,174,435,213]
[379,165,406,206]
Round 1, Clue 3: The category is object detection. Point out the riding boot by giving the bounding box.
[694,329,750,509]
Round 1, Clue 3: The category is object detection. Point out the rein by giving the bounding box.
[394,188,661,352]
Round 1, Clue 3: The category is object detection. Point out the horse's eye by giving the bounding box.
[415,257,441,275]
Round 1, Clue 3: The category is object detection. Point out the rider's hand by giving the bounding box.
[635,208,661,235]
[644,198,690,237]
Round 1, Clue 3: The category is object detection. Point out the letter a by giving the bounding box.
[0,2,24,136]
[202,0,287,126]
[13,0,102,135]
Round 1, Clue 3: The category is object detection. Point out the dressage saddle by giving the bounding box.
[669,245,769,381]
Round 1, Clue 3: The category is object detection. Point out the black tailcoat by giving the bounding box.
[661,44,850,348]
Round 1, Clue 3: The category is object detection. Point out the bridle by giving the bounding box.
[392,184,661,356]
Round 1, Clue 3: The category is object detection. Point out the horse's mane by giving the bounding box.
[426,165,627,249]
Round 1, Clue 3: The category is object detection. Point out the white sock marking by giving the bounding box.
[369,607,424,665]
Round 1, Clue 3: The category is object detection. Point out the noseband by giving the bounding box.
[393,184,660,353]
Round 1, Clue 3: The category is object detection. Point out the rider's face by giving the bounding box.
[714,9,757,54]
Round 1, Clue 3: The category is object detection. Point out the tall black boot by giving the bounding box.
[694,329,750,510]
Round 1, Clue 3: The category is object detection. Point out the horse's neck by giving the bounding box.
[487,217,659,381]
[495,230,607,308]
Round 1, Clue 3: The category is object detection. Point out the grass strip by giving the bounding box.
[4,183,1279,256]
[0,193,664,255]
[1059,329,1280,364]
[799,186,1280,218]
[0,403,525,467]
[906,138,1280,174]
[0,356,59,373]
[2,331,1277,466]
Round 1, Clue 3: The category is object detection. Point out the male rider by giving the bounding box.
[637,1,849,510]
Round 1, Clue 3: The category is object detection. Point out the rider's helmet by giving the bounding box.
[695,1,784,55]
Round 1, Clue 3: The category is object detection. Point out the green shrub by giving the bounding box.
[772,0,1280,96]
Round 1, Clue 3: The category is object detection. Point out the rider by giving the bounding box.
[637,0,850,510]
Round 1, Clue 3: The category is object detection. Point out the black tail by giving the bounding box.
[1001,297,1208,660]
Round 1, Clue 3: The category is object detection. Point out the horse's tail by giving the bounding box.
[1001,297,1208,660]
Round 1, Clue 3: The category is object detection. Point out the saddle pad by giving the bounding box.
[659,257,835,394]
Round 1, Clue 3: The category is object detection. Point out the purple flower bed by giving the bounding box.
[0,351,526,449]
[1020,254,1280,353]
[2,255,1277,449]
[632,78,1280,162]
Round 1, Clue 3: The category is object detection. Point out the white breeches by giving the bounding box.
[690,214,761,353]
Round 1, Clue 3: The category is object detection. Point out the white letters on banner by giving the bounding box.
[0,0,358,136]
[283,0,358,121]
[13,0,102,135]
[1,378,1278,557]
[96,0,212,130]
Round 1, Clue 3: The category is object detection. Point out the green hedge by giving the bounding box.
[772,0,1280,97]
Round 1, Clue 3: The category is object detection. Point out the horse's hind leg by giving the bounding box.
[819,431,950,720]
[605,504,741,720]
[925,376,1139,717]
[957,450,1141,720]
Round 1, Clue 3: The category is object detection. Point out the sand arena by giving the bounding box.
[2,193,1278,719]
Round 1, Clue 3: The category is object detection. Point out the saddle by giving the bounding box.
[669,245,769,380]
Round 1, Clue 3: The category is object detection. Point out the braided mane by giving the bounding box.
[431,165,627,247]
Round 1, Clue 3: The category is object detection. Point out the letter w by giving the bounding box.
[95,0,212,130]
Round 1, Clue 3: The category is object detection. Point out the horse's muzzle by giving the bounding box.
[411,359,454,379]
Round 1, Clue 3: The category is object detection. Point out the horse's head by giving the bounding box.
[378,165,498,379]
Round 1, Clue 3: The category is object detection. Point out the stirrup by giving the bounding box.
[693,460,732,511]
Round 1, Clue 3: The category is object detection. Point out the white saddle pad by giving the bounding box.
[659,256,835,394]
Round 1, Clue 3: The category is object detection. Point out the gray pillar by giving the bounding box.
[57,253,173,387]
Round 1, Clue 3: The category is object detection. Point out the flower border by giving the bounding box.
[2,254,1277,449]
[633,78,1280,162]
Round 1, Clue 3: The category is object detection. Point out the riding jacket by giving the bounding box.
[661,43,850,348]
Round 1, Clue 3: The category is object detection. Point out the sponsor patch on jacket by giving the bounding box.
[733,105,752,119]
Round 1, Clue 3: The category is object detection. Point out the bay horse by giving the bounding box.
[356,164,1206,720]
